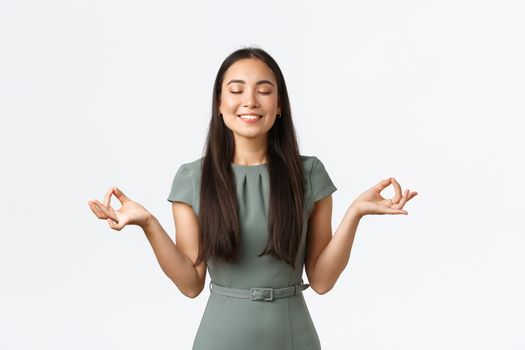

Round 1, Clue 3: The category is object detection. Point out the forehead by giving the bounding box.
[223,58,276,84]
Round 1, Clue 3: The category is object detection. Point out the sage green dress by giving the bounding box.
[167,155,337,350]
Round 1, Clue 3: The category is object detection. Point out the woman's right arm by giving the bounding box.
[88,187,206,298]
[142,202,206,298]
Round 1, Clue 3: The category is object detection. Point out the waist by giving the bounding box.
[209,279,310,302]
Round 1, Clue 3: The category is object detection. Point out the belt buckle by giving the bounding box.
[250,287,274,301]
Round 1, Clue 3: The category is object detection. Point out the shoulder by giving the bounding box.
[178,157,204,175]
[171,157,203,189]
[301,154,337,203]
[300,154,322,175]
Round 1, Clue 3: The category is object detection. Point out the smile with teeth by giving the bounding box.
[238,114,262,119]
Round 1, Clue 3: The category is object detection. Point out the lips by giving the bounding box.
[237,114,262,124]
[237,114,262,117]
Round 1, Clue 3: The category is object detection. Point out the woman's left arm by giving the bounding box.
[305,177,418,294]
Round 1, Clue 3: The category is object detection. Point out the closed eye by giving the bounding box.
[230,91,272,95]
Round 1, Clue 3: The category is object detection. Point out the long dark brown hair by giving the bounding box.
[194,47,304,270]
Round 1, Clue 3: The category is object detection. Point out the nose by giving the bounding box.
[243,89,259,108]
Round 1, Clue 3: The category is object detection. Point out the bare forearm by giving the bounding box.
[311,206,362,294]
[142,215,200,297]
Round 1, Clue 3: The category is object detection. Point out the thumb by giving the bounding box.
[107,218,126,231]
[384,208,408,215]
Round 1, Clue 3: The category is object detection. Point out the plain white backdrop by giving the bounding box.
[1,0,524,349]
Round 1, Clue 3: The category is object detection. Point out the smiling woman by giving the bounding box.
[218,58,281,146]
[88,46,418,350]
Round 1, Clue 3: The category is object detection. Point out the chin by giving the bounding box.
[234,131,266,139]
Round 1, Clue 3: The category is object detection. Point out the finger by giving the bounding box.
[373,178,393,193]
[94,200,119,222]
[402,191,418,205]
[408,191,418,201]
[395,189,409,209]
[385,207,408,215]
[103,188,113,208]
[391,178,402,204]
[107,217,125,231]
[93,201,111,219]
[88,201,107,219]
[112,187,129,204]
[107,218,121,231]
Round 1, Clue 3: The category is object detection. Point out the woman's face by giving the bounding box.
[219,58,281,141]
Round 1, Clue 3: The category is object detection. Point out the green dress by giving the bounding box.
[167,155,337,350]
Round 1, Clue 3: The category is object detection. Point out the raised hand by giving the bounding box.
[87,187,152,231]
[350,177,418,217]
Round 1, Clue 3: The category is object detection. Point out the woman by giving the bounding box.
[88,47,418,349]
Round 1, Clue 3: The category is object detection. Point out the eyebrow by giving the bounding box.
[226,79,275,87]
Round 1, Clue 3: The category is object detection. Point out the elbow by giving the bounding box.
[181,282,205,299]
[185,290,201,299]
[310,282,333,295]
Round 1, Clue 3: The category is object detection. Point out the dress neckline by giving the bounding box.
[231,162,268,168]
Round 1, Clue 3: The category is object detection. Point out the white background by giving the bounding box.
[1,0,524,349]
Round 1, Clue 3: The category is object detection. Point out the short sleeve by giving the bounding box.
[167,163,194,207]
[310,157,337,203]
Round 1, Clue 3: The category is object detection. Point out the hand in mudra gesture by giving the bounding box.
[87,187,151,231]
[351,177,418,217]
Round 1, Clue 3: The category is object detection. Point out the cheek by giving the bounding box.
[220,94,238,108]
[263,97,279,110]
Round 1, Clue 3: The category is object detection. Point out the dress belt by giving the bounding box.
[209,279,310,302]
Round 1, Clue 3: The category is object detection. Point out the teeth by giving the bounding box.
[239,115,260,119]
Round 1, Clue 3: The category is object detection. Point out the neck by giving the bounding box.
[232,134,269,165]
